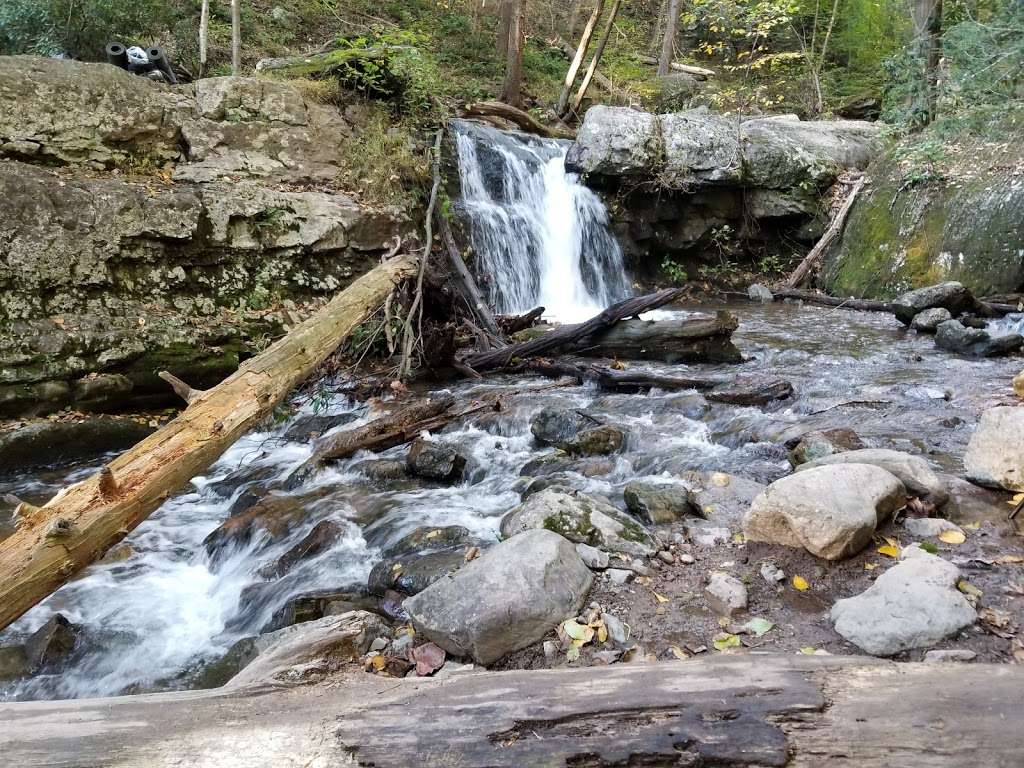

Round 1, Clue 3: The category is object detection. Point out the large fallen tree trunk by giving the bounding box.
[0,256,418,633]
[772,289,896,312]
[635,53,716,78]
[785,174,866,289]
[462,101,574,139]
[463,289,684,371]
[3,654,1021,767]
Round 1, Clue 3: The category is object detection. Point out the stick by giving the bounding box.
[784,175,865,288]
[0,256,418,633]
[463,102,574,139]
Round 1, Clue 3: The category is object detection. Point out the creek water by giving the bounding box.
[0,122,1020,702]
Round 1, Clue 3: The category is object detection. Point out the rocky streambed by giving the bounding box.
[1,297,1023,699]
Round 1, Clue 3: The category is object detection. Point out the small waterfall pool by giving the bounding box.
[451,119,630,322]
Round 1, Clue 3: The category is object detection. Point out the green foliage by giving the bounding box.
[335,109,429,206]
[661,257,689,285]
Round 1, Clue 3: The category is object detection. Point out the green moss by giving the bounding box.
[616,515,650,544]
[543,510,599,547]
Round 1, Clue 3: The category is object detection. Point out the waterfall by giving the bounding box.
[451,119,630,323]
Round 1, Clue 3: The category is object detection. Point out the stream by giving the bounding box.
[0,123,1020,702]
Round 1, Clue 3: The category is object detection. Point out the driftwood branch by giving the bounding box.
[784,174,866,288]
[635,53,716,78]
[463,289,684,371]
[463,102,574,139]
[158,371,205,404]
[0,256,418,634]
[772,289,895,313]
[437,199,501,338]
[497,306,545,335]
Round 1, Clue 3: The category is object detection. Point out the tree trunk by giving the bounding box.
[657,0,683,76]
[557,0,605,116]
[554,37,638,104]
[650,0,671,51]
[567,0,585,37]
[464,101,574,138]
[784,174,865,288]
[571,0,623,114]
[499,0,524,108]
[230,0,241,74]
[199,0,210,77]
[0,256,418,634]
[912,0,943,123]
[5,655,1022,767]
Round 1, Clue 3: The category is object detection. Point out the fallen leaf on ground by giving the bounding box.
[979,607,1016,639]
[668,645,689,660]
[918,541,939,555]
[566,645,581,662]
[864,562,877,570]
[792,575,810,591]
[713,632,741,651]
[877,544,900,558]
[652,591,669,604]
[799,646,818,655]
[995,555,1024,564]
[562,619,595,644]
[957,580,983,598]
[742,618,775,637]
[939,529,966,545]
[711,472,731,487]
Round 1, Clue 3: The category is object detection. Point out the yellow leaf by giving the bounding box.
[963,522,981,530]
[957,580,983,598]
[712,632,741,651]
[799,646,817,655]
[425,529,441,539]
[792,575,809,591]
[598,625,608,643]
[653,591,670,604]
[864,563,877,571]
[877,544,899,558]
[938,530,966,545]
[668,645,689,660]
[995,555,1024,564]
[562,619,595,643]
[371,655,386,671]
[711,472,731,487]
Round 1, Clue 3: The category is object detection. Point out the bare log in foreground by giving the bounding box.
[3,655,1021,767]
[773,289,896,313]
[785,174,866,288]
[462,289,685,371]
[0,256,418,633]
[463,101,574,139]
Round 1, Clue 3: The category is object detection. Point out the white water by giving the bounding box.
[452,119,630,322]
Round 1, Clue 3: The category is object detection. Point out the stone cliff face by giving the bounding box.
[0,57,414,416]
[564,105,884,274]
[824,129,1024,298]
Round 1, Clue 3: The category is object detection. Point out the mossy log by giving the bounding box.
[255,45,409,77]
[0,256,418,633]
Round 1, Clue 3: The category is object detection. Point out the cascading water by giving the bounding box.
[451,119,630,323]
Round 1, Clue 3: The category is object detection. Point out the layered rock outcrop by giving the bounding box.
[565,105,884,270]
[0,57,413,416]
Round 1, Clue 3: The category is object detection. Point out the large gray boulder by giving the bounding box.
[565,105,660,176]
[743,464,905,560]
[797,448,948,507]
[659,110,741,185]
[830,548,976,656]
[910,307,953,333]
[501,488,657,556]
[892,282,976,325]
[964,406,1024,492]
[934,320,1023,357]
[404,530,593,665]
[679,470,766,524]
[623,480,694,524]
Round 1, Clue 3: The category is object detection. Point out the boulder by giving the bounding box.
[797,448,948,506]
[500,489,657,557]
[531,407,598,446]
[659,110,741,186]
[679,471,766,523]
[383,525,476,558]
[830,549,976,656]
[935,320,1023,357]
[368,551,467,597]
[964,406,1024,492]
[564,105,661,176]
[705,572,747,616]
[893,282,977,325]
[354,459,409,483]
[284,413,358,441]
[623,481,694,524]
[0,645,29,680]
[0,417,154,477]
[24,614,79,672]
[227,611,388,688]
[406,438,467,482]
[203,490,327,561]
[743,464,906,560]
[404,529,593,665]
[748,283,774,303]
[562,425,626,456]
[910,308,953,333]
[787,428,865,467]
[268,520,344,577]
[575,543,610,570]
[706,375,793,406]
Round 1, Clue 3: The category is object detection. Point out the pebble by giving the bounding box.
[760,562,786,583]
[679,553,695,565]
[602,612,629,646]
[657,550,675,565]
[593,649,622,665]
[369,637,388,652]
[705,572,748,616]
[924,649,977,663]
[543,640,560,664]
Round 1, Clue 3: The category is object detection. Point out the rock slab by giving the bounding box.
[964,406,1024,492]
[404,530,593,665]
[830,550,976,656]
[797,448,948,506]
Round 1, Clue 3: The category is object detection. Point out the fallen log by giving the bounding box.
[568,311,742,364]
[773,289,896,313]
[497,306,545,335]
[635,53,716,78]
[463,289,684,371]
[0,255,418,633]
[254,45,407,75]
[437,206,501,338]
[785,174,866,288]
[462,101,574,140]
[5,655,1020,767]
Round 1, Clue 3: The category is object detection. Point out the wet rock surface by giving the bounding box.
[797,448,949,507]
[935,319,1023,357]
[0,417,154,477]
[893,282,978,325]
[910,307,953,333]
[406,438,467,482]
[787,428,864,466]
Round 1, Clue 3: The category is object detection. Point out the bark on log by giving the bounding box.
[636,53,716,78]
[0,256,418,634]
[463,101,574,140]
[568,311,741,363]
[437,207,501,338]
[462,289,684,371]
[784,174,865,288]
[772,289,896,312]
[4,655,1021,767]
[497,306,545,335]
